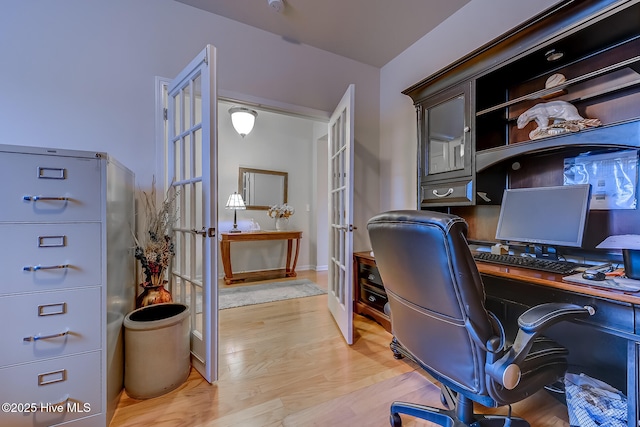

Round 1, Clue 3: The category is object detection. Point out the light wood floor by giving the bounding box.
[111,270,571,427]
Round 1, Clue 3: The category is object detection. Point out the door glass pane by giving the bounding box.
[194,73,202,125]
[184,83,191,129]
[173,94,181,136]
[173,140,181,182]
[184,133,192,180]
[194,128,202,178]
[193,286,203,338]
[173,230,183,288]
[428,95,465,175]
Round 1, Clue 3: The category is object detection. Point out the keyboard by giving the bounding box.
[473,252,582,275]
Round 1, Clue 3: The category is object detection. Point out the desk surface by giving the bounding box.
[477,262,640,305]
[359,250,640,305]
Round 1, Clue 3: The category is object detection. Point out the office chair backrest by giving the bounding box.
[367,210,495,396]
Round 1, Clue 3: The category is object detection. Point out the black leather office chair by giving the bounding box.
[367,210,594,427]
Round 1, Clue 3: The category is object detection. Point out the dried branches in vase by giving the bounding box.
[133,180,179,308]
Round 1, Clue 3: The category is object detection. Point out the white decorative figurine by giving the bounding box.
[517,100,601,140]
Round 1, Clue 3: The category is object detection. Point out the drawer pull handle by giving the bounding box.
[368,296,376,302]
[35,395,70,409]
[432,188,454,198]
[23,264,69,271]
[23,195,69,202]
[368,274,375,281]
[24,328,70,342]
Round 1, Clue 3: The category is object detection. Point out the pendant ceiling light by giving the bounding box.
[229,107,258,138]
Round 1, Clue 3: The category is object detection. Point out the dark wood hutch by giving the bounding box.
[403,0,640,255]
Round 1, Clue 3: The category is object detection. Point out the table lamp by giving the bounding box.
[225,192,246,233]
[596,235,640,280]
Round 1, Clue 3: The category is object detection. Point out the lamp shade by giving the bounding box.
[597,235,640,280]
[229,107,257,137]
[225,192,246,210]
[596,235,640,250]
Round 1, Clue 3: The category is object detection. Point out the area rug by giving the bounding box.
[219,279,326,310]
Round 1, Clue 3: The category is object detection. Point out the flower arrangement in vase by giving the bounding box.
[133,182,179,308]
[267,203,294,230]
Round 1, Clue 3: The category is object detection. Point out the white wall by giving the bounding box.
[0,0,380,252]
[379,0,563,211]
[218,101,323,273]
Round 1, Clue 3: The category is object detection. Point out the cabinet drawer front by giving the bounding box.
[359,283,388,312]
[0,153,102,222]
[0,287,102,366]
[359,264,384,288]
[0,351,101,427]
[421,179,473,206]
[0,223,102,295]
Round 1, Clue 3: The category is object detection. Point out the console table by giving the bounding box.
[219,230,302,285]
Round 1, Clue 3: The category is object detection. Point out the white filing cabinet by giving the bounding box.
[0,145,135,427]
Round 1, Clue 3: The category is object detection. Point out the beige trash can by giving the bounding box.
[124,303,191,399]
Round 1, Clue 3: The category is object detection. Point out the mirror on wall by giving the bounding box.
[238,167,288,210]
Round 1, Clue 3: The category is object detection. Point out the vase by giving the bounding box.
[275,217,289,231]
[137,281,173,308]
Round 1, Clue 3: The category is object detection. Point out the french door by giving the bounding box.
[327,85,355,344]
[167,45,218,382]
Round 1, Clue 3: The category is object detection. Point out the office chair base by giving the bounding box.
[390,402,530,427]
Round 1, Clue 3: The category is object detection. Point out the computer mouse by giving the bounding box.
[582,270,606,281]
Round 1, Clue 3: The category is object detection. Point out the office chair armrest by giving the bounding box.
[486,303,594,390]
[518,303,595,334]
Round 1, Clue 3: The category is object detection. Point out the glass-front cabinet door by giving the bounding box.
[428,94,466,174]
[417,81,473,206]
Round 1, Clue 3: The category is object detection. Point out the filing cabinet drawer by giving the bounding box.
[0,152,102,222]
[0,287,101,367]
[359,263,384,288]
[359,283,388,313]
[420,179,473,206]
[0,223,102,295]
[0,351,102,427]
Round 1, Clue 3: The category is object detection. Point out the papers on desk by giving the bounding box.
[596,234,640,250]
[563,272,640,292]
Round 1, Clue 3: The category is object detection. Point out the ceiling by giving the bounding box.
[174,0,471,68]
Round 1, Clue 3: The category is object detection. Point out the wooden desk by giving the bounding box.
[220,230,302,285]
[352,252,640,424]
[477,262,640,426]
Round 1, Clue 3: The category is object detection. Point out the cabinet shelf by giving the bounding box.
[476,55,640,117]
[476,119,640,172]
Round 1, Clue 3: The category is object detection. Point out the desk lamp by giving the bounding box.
[226,192,246,233]
[596,235,640,280]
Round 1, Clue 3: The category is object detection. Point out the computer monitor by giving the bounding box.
[495,184,591,249]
